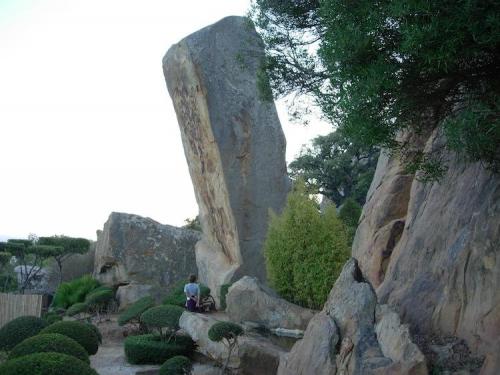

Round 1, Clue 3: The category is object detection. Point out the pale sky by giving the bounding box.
[0,0,331,241]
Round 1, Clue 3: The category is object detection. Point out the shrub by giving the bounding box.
[85,288,114,308]
[40,321,99,355]
[162,282,210,307]
[52,275,100,309]
[42,311,63,324]
[141,305,184,339]
[0,352,98,375]
[86,323,102,344]
[0,316,48,351]
[264,180,351,309]
[160,355,192,375]
[208,321,243,373]
[66,302,89,317]
[9,333,89,363]
[219,284,232,310]
[124,334,194,365]
[338,198,363,245]
[118,296,155,326]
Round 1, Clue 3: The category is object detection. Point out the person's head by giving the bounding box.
[189,274,197,283]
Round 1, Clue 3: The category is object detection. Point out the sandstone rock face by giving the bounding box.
[278,259,427,375]
[226,276,315,330]
[116,283,153,311]
[163,16,289,298]
[179,311,285,375]
[93,212,200,300]
[352,128,500,369]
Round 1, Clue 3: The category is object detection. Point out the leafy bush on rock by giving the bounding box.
[219,284,232,311]
[118,296,155,326]
[0,316,48,351]
[208,321,243,373]
[66,302,89,317]
[52,275,100,309]
[9,333,89,363]
[160,355,192,375]
[40,321,100,355]
[124,334,194,365]
[0,352,98,375]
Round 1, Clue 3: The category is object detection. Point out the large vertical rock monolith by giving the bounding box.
[163,16,290,298]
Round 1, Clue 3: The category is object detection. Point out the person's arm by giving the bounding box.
[184,284,189,300]
[196,284,201,306]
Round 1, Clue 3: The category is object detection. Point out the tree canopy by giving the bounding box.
[251,0,500,178]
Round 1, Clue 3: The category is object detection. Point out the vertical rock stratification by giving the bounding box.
[353,128,500,371]
[163,16,289,297]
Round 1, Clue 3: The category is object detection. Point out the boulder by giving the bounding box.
[179,312,286,375]
[278,259,428,375]
[93,212,201,300]
[163,16,290,299]
[353,127,500,369]
[116,283,153,311]
[226,276,315,330]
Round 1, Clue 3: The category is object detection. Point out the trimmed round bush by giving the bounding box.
[160,355,192,375]
[86,323,102,344]
[141,305,185,331]
[162,282,210,307]
[40,320,99,355]
[42,311,63,324]
[9,333,89,363]
[124,334,195,365]
[66,302,89,316]
[0,316,48,351]
[0,352,98,375]
[208,321,243,342]
[85,288,114,306]
[118,296,155,326]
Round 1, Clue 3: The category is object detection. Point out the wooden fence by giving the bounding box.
[0,293,43,327]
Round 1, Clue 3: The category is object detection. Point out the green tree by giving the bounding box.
[3,238,62,293]
[289,130,378,206]
[38,236,90,285]
[264,180,350,309]
[251,0,500,177]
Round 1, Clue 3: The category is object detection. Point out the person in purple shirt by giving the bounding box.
[184,274,200,312]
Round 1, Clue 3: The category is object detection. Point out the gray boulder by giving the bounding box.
[226,276,315,330]
[93,212,201,301]
[163,16,290,299]
[278,259,428,375]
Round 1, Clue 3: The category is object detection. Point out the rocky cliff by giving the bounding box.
[163,16,289,298]
[353,128,500,373]
[93,212,200,305]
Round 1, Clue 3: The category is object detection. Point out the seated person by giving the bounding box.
[184,274,200,312]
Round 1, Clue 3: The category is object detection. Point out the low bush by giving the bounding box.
[219,284,232,310]
[162,282,210,307]
[66,302,89,317]
[118,296,155,326]
[86,323,102,344]
[141,305,184,339]
[52,275,100,309]
[85,288,114,312]
[9,333,89,363]
[0,316,48,351]
[124,334,194,365]
[40,321,99,355]
[160,355,192,375]
[0,352,98,375]
[208,321,243,343]
[42,311,63,324]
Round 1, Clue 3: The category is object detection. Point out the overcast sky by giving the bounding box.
[0,0,331,241]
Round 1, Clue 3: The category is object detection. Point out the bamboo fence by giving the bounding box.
[0,292,43,327]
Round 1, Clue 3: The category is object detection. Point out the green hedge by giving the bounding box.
[0,352,98,375]
[160,355,192,375]
[124,334,195,365]
[162,282,210,307]
[86,323,102,344]
[141,305,185,331]
[42,311,63,325]
[208,321,243,343]
[118,296,155,326]
[9,333,89,363]
[66,302,89,316]
[0,316,48,351]
[40,321,99,355]
[85,288,114,306]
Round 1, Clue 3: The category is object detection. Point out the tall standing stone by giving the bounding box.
[163,16,289,298]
